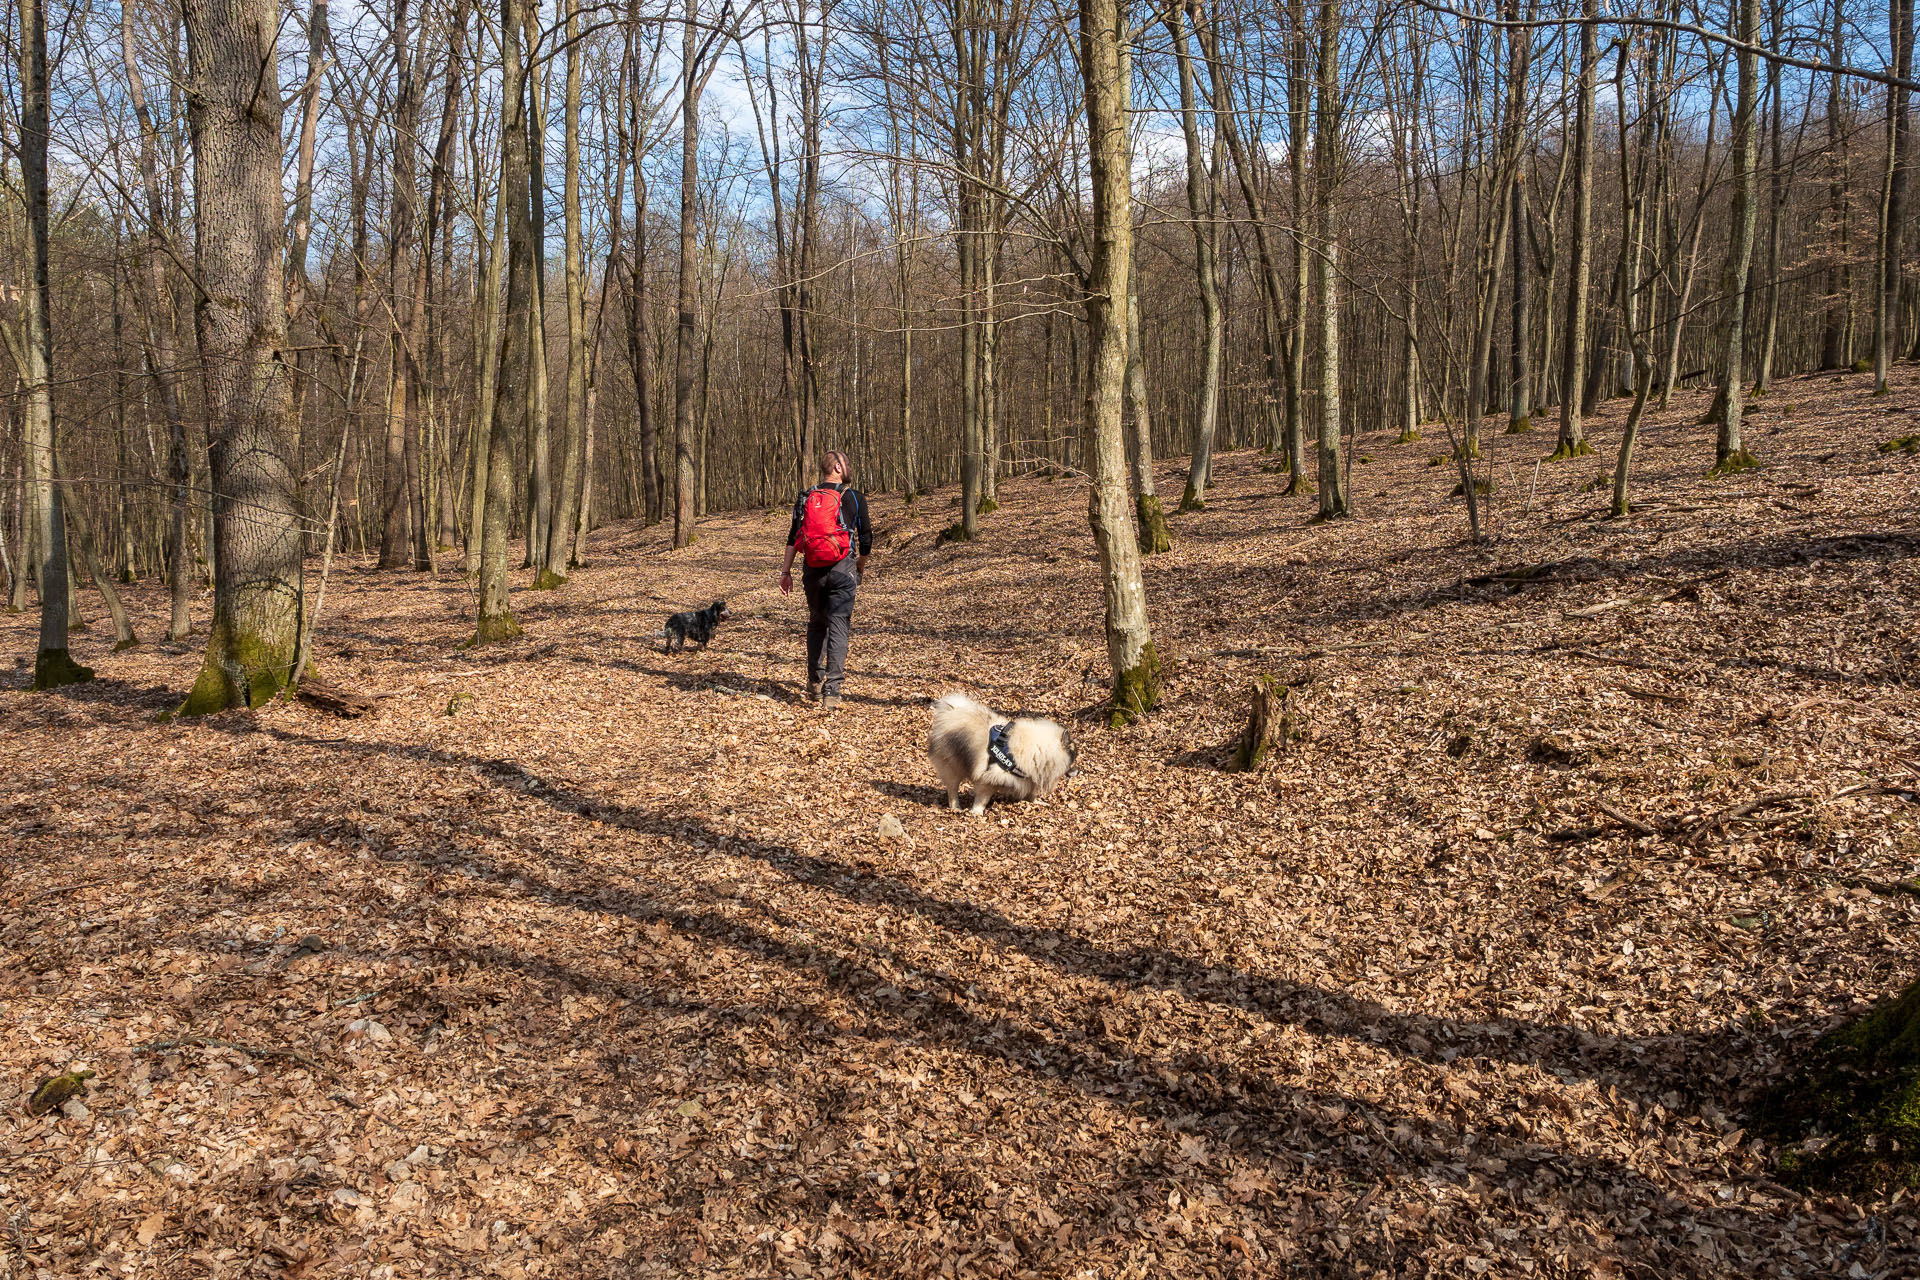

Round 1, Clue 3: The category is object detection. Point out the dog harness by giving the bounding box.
[987,723,1026,778]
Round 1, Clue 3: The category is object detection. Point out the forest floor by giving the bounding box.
[5,367,1920,1279]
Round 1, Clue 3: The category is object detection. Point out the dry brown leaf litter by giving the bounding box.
[3,370,1920,1278]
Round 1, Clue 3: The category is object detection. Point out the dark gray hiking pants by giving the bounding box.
[802,556,859,696]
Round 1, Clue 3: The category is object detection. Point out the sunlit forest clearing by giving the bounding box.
[7,371,1920,1276]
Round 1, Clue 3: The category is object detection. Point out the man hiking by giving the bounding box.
[780,450,871,710]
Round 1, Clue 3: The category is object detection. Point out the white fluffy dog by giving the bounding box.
[927,692,1076,814]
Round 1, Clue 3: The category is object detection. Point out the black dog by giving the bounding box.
[661,600,730,653]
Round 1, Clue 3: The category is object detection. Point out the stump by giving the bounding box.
[1233,674,1299,771]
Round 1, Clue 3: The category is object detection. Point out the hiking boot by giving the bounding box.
[821,694,842,712]
[806,681,822,703]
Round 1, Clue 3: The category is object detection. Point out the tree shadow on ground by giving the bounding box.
[191,784,1799,1275]
[230,722,1793,1124]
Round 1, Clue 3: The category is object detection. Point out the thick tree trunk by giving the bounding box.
[473,0,532,644]
[178,0,302,712]
[1078,0,1158,723]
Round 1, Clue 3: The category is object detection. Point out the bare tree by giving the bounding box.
[1552,0,1598,462]
[120,0,193,640]
[1168,0,1223,512]
[1705,0,1762,472]
[1874,0,1914,391]
[1311,0,1347,519]
[474,0,534,643]
[1078,0,1158,721]
[12,0,89,687]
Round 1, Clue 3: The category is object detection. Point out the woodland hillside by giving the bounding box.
[4,369,1919,1277]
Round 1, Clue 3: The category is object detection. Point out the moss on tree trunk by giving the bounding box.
[1765,976,1920,1192]
[33,648,93,690]
[1108,642,1159,727]
[1136,494,1172,554]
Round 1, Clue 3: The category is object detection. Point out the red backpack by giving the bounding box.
[797,486,853,568]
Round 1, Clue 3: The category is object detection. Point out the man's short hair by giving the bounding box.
[821,450,851,480]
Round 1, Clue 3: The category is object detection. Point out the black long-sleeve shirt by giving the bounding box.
[787,482,872,557]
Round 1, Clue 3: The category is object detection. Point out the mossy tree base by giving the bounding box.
[1108,642,1159,728]
[532,569,567,591]
[1764,977,1920,1193]
[1546,438,1595,461]
[1135,495,1172,554]
[935,522,974,547]
[1853,358,1875,374]
[466,613,524,648]
[976,497,999,515]
[1177,484,1205,513]
[1879,434,1920,455]
[33,649,95,691]
[1450,477,1497,498]
[1708,449,1763,476]
[1504,417,1533,434]
[1395,429,1421,444]
[180,655,287,716]
[1457,440,1482,461]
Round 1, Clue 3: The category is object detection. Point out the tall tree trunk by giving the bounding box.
[16,0,87,687]
[524,33,554,567]
[421,0,466,561]
[1612,32,1659,516]
[1079,0,1158,723]
[467,169,506,570]
[474,0,532,644]
[1506,1,1532,433]
[1708,0,1762,469]
[1284,0,1311,491]
[1874,0,1915,392]
[671,0,701,548]
[380,0,418,570]
[627,174,661,525]
[1126,258,1172,552]
[178,0,302,711]
[1169,1,1223,512]
[285,0,328,533]
[1313,0,1348,519]
[1822,0,1852,369]
[1755,0,1787,394]
[1553,0,1597,461]
[121,0,193,641]
[544,0,587,587]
